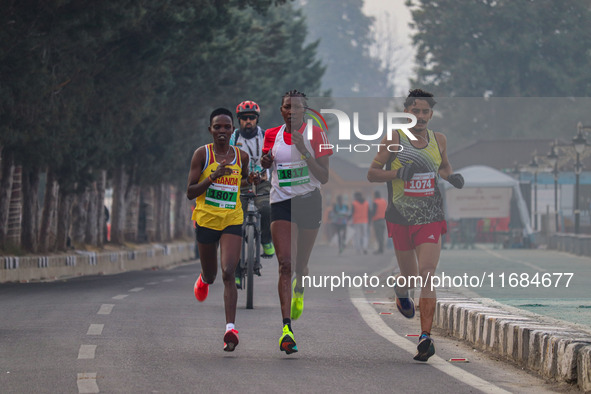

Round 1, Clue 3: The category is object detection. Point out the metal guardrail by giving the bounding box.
[548,233,591,257]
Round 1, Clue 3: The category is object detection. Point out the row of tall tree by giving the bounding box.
[0,0,325,254]
[298,0,395,97]
[407,0,591,139]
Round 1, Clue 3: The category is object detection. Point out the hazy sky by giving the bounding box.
[362,0,415,95]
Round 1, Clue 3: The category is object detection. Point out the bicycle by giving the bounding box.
[238,189,268,309]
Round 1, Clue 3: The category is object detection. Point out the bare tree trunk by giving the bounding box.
[141,186,155,243]
[6,165,23,247]
[163,184,172,242]
[0,153,15,248]
[124,184,140,242]
[154,183,171,242]
[173,186,190,239]
[39,168,59,253]
[110,164,128,244]
[56,191,74,251]
[153,184,162,242]
[97,170,107,247]
[21,167,40,253]
[85,179,99,246]
[71,189,90,246]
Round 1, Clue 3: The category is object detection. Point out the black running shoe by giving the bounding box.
[254,262,262,276]
[413,333,435,362]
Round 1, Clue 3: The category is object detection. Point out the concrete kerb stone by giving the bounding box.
[0,241,195,283]
[482,314,517,352]
[434,298,591,391]
[559,341,591,383]
[480,313,512,350]
[495,317,533,357]
[466,307,501,344]
[578,345,591,392]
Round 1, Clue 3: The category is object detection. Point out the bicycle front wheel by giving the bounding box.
[245,225,255,309]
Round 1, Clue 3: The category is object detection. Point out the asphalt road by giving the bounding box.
[0,245,574,393]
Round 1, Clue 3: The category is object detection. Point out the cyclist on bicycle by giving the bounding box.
[231,100,275,289]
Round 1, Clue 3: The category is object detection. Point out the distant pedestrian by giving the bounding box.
[330,195,350,254]
[371,190,387,254]
[351,191,369,255]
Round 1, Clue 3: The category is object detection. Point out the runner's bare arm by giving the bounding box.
[308,155,330,184]
[186,147,209,200]
[239,150,253,188]
[367,133,400,182]
[292,128,330,184]
[435,132,453,180]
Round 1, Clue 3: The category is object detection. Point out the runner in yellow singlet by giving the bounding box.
[367,89,464,362]
[186,107,259,352]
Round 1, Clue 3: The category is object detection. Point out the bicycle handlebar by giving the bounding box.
[242,191,270,199]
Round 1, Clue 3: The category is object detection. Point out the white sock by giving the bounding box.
[226,323,235,332]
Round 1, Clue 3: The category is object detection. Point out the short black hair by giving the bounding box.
[404,89,436,109]
[282,89,307,106]
[209,107,233,125]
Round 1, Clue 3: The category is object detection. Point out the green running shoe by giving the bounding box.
[262,242,275,259]
[291,277,304,320]
[279,324,298,354]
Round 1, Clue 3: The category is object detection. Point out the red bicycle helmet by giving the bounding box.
[236,100,261,116]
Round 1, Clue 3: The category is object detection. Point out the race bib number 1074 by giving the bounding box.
[404,172,435,197]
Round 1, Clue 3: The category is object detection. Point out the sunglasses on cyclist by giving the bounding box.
[240,115,258,121]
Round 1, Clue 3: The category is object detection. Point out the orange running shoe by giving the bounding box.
[194,274,209,302]
[223,329,239,352]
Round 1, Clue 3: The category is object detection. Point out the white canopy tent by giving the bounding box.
[439,165,533,236]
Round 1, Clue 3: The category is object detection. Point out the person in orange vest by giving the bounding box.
[351,191,369,255]
[371,190,387,254]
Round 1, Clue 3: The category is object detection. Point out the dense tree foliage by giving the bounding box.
[405,0,591,140]
[0,0,324,252]
[408,0,591,97]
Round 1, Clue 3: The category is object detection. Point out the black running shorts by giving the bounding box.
[195,224,242,244]
[271,188,322,230]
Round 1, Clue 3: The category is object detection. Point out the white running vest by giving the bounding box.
[269,125,321,204]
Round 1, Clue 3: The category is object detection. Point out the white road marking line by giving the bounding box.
[86,324,104,336]
[77,372,99,393]
[97,304,114,315]
[178,275,188,278]
[112,294,128,300]
[163,279,174,282]
[477,246,548,272]
[146,282,158,285]
[129,287,144,292]
[349,287,511,394]
[77,345,97,359]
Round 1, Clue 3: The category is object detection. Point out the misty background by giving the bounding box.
[1,0,591,254]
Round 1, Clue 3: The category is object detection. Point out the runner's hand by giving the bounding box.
[291,130,306,153]
[212,160,232,180]
[447,173,464,189]
[261,152,273,169]
[248,171,261,185]
[397,164,416,182]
